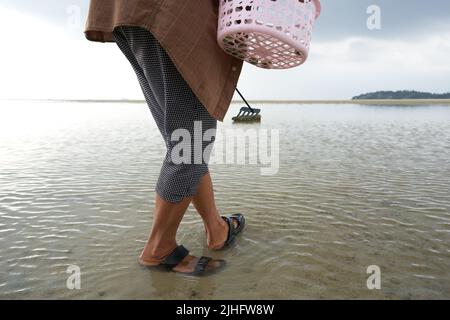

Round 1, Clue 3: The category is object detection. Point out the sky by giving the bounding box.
[0,0,449,101]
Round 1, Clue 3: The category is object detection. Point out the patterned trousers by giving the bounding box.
[113,26,217,203]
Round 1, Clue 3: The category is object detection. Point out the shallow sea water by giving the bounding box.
[0,101,449,299]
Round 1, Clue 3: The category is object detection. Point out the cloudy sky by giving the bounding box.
[0,0,449,100]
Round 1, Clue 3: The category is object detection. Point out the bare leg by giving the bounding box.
[139,193,222,273]
[192,173,237,249]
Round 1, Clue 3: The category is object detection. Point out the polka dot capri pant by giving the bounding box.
[113,26,217,203]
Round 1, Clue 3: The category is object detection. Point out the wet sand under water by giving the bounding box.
[0,101,449,299]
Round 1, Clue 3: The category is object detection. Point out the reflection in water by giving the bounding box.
[0,101,450,299]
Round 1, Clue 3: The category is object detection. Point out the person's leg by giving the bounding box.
[113,26,223,273]
[192,173,240,249]
[138,194,189,264]
[138,194,222,273]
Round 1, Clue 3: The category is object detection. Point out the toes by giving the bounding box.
[171,255,195,273]
[204,259,226,272]
[171,255,225,274]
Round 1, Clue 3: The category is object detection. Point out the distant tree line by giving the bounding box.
[352,90,450,100]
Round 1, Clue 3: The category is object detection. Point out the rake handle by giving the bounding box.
[235,88,255,113]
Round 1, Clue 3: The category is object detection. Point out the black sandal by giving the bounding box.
[219,213,246,250]
[144,245,225,276]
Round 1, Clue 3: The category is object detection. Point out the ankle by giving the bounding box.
[141,242,177,261]
[205,215,226,232]
[206,220,229,249]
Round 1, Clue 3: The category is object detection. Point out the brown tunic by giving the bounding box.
[85,0,243,121]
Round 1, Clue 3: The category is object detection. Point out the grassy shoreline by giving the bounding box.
[2,98,450,105]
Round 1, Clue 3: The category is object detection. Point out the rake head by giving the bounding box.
[232,106,261,122]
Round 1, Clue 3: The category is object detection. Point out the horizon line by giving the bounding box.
[2,98,450,105]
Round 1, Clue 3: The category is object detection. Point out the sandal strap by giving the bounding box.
[222,216,235,246]
[161,245,189,269]
[195,256,212,273]
[230,213,245,234]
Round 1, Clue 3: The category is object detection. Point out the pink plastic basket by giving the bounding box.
[218,0,321,69]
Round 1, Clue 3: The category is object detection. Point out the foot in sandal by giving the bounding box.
[139,245,226,276]
[208,214,245,250]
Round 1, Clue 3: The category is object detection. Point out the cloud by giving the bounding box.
[0,3,449,102]
[0,6,142,100]
[315,0,450,41]
[238,32,450,100]
[4,0,450,41]
[312,33,450,72]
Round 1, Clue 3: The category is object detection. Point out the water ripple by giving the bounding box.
[1,102,450,299]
